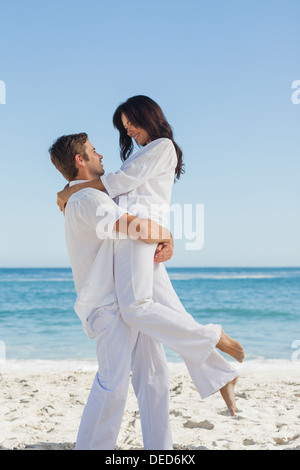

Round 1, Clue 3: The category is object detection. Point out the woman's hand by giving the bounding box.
[57,184,73,212]
[154,237,174,263]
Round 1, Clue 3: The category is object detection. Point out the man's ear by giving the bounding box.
[74,154,86,168]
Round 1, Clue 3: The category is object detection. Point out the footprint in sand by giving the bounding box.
[274,434,300,446]
[243,438,256,446]
[184,419,214,430]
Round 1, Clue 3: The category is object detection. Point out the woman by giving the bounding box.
[57,95,183,263]
[57,96,244,418]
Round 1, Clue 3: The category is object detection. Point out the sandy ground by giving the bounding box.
[0,361,299,451]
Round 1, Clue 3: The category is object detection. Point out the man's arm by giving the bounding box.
[153,241,174,264]
[69,190,174,262]
[114,214,174,263]
[114,214,172,245]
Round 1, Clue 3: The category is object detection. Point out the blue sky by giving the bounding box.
[0,0,299,267]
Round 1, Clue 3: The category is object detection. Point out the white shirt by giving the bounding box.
[101,138,177,226]
[65,181,127,330]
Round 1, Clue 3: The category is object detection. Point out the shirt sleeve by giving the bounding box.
[72,189,127,239]
[100,138,177,199]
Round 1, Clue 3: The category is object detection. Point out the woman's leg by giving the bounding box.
[114,239,221,366]
[153,263,239,399]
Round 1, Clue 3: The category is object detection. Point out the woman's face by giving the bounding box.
[121,113,151,146]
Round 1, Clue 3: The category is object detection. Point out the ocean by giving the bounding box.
[0,267,299,369]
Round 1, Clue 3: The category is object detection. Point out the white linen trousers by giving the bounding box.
[75,308,173,450]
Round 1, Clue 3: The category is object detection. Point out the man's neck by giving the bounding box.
[75,172,92,181]
[69,177,92,187]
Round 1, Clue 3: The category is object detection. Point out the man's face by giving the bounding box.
[83,140,105,178]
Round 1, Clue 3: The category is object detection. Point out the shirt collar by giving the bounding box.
[69,179,91,187]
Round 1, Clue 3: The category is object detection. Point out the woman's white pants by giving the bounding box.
[75,240,237,450]
[115,240,237,398]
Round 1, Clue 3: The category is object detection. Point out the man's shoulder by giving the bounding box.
[65,187,123,228]
[69,188,113,206]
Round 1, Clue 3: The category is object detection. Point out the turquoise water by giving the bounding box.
[0,267,299,363]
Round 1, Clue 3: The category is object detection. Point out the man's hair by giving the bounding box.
[49,132,89,181]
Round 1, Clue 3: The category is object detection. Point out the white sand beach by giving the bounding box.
[0,360,299,451]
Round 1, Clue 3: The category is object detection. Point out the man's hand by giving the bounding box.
[154,238,174,264]
[57,184,72,212]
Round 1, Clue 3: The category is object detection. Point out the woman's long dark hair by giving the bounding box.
[112,95,184,180]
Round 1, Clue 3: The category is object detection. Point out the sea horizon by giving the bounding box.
[1,267,299,368]
[1,265,299,269]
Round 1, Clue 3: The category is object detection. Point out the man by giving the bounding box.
[50,133,174,450]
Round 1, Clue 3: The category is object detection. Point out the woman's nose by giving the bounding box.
[127,128,134,136]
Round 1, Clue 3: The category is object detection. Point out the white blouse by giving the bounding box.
[100,138,177,226]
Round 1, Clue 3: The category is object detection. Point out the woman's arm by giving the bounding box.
[57,139,176,211]
[101,139,176,200]
[57,178,105,212]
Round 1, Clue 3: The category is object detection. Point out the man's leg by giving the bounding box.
[131,333,173,450]
[75,303,137,450]
[114,239,222,365]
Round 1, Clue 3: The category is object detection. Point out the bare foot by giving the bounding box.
[216,329,245,363]
[220,377,239,416]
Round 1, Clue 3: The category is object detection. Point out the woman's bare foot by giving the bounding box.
[220,377,239,416]
[216,329,245,363]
